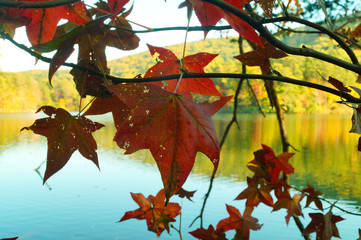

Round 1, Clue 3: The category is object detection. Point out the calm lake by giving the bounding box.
[0,113,360,240]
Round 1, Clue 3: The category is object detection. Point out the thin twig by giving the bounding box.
[292,186,361,217]
[0,0,80,8]
[263,16,359,64]
[246,79,265,117]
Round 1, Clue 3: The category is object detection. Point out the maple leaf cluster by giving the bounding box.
[3,0,359,239]
[190,205,262,240]
[188,145,345,240]
[228,145,344,240]
[14,0,233,204]
[120,189,181,237]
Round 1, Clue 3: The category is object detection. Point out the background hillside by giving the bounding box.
[0,32,359,113]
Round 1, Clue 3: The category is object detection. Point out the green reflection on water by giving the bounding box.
[1,113,361,205]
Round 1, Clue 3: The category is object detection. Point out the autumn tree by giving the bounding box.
[1,0,361,239]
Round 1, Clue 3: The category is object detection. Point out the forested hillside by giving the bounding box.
[0,70,79,112]
[0,33,359,113]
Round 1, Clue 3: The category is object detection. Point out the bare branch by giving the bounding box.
[263,16,359,64]
[0,0,80,9]
[202,0,361,75]
[3,33,359,105]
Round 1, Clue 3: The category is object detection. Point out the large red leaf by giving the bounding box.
[8,0,91,45]
[120,189,181,237]
[144,44,222,97]
[106,83,231,200]
[21,106,104,182]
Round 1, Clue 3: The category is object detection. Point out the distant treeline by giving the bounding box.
[0,70,79,112]
[0,33,359,113]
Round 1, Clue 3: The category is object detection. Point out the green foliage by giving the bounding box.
[0,70,79,112]
[1,34,360,113]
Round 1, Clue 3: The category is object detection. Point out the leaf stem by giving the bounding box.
[84,4,153,30]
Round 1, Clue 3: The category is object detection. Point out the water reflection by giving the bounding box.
[0,113,360,239]
[1,113,361,204]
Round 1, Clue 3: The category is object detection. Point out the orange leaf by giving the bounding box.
[106,83,231,200]
[189,225,227,240]
[145,44,222,97]
[250,144,294,182]
[273,191,304,225]
[21,106,104,182]
[350,23,361,39]
[120,189,181,237]
[235,177,274,207]
[216,205,262,240]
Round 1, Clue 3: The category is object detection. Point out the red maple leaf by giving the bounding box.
[273,191,304,225]
[144,44,222,97]
[190,225,227,240]
[120,189,181,237]
[234,37,288,74]
[216,205,262,240]
[179,0,262,46]
[21,106,104,182]
[8,0,91,45]
[235,176,274,207]
[301,182,323,211]
[249,144,294,182]
[106,83,231,200]
[303,210,344,240]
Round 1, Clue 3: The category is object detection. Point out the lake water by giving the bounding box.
[0,113,360,240]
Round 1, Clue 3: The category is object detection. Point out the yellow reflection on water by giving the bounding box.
[1,113,360,204]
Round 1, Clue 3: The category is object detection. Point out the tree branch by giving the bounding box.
[0,0,80,9]
[131,25,232,33]
[263,16,359,64]
[201,0,361,75]
[4,33,360,104]
[112,73,361,104]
